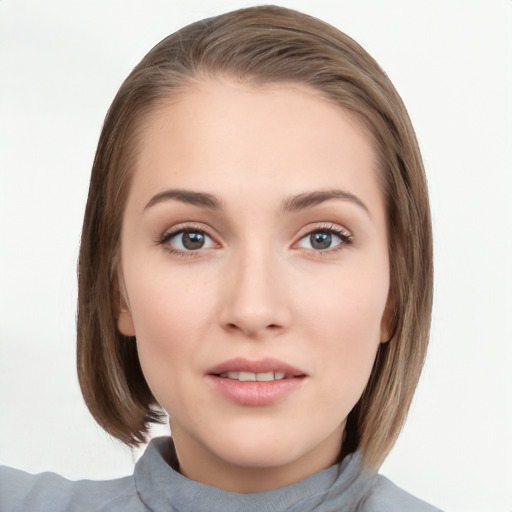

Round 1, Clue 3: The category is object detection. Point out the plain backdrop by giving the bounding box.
[1,1,511,511]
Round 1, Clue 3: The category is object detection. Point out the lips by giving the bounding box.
[219,371,287,381]
[206,357,307,406]
[207,357,306,378]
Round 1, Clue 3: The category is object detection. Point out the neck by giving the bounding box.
[170,422,344,493]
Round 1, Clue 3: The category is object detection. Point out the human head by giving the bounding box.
[77,5,433,469]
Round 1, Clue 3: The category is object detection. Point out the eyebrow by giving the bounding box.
[143,188,368,215]
[144,189,223,211]
[282,190,369,214]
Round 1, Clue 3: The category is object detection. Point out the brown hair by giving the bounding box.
[77,5,433,469]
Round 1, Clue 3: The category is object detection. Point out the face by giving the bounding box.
[117,78,390,491]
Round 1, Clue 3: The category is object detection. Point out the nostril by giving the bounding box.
[224,322,282,335]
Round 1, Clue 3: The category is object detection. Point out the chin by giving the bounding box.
[203,421,342,471]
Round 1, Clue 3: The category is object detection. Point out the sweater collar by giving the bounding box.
[134,437,371,512]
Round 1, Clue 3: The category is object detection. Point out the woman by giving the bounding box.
[1,5,439,510]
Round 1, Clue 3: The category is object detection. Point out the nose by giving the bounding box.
[219,245,291,339]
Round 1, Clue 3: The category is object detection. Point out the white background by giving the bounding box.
[1,1,511,511]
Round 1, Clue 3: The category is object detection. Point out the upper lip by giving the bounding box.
[207,357,307,377]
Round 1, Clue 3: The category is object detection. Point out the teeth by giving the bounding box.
[256,371,274,382]
[220,371,288,381]
[238,371,256,382]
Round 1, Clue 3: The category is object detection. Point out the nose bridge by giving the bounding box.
[220,237,289,337]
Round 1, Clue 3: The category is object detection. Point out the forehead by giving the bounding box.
[127,78,382,214]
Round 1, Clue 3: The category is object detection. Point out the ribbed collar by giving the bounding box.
[134,437,376,512]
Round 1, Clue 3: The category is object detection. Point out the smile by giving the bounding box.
[208,357,306,379]
[206,358,307,406]
[218,371,287,381]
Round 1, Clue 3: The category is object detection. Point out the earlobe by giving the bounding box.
[380,296,396,344]
[117,307,136,337]
[380,325,391,344]
[113,272,136,336]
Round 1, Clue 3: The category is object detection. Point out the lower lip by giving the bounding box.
[206,375,306,406]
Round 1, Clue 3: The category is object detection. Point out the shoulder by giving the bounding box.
[360,474,443,512]
[0,465,147,512]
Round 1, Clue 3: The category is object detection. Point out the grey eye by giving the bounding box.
[297,230,343,251]
[168,230,215,251]
[310,232,332,250]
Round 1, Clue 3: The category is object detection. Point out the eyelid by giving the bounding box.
[160,221,210,237]
[158,222,221,256]
[292,223,353,251]
[294,222,352,239]
[156,221,352,256]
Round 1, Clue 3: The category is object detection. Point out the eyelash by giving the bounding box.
[158,223,353,258]
[297,224,353,255]
[158,224,217,258]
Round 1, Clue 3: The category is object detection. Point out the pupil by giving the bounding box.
[310,231,331,250]
[182,232,205,250]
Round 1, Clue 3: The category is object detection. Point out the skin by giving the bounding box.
[117,78,390,492]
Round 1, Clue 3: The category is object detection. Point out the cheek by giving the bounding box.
[298,260,388,337]
[125,269,214,401]
[128,261,213,336]
[297,265,388,394]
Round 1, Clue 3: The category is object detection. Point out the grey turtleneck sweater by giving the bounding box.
[0,437,441,511]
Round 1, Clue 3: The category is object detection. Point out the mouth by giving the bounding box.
[206,358,307,406]
[217,371,290,381]
[207,357,307,380]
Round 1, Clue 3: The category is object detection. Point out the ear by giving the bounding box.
[380,294,396,344]
[113,274,136,337]
[118,303,136,337]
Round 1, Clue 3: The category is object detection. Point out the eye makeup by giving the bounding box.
[156,221,353,259]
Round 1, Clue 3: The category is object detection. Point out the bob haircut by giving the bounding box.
[77,5,433,469]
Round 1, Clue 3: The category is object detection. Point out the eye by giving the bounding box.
[163,229,216,252]
[296,227,352,252]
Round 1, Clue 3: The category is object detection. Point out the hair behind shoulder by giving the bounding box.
[77,4,433,469]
